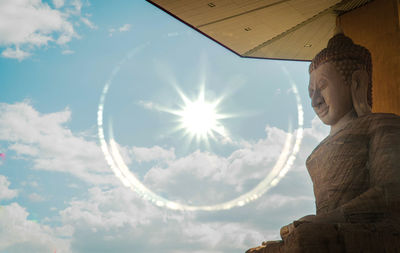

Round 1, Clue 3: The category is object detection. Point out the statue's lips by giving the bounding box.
[317,106,329,117]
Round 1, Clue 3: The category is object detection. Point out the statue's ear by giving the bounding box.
[351,69,371,117]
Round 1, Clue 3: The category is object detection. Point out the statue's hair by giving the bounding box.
[309,33,372,107]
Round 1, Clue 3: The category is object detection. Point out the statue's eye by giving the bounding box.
[318,79,328,90]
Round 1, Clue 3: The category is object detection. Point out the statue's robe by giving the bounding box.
[299,113,400,253]
[307,113,400,222]
[247,113,400,253]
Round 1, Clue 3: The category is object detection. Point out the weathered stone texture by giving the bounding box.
[246,113,400,253]
[307,113,400,220]
[247,222,400,253]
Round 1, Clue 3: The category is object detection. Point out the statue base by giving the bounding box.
[246,221,400,253]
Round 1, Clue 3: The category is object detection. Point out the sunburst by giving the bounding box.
[166,85,231,143]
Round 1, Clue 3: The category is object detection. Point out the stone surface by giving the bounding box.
[307,113,400,220]
[248,222,400,253]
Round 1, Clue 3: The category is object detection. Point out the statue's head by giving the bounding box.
[308,33,372,125]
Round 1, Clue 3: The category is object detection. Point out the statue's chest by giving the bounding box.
[306,131,370,212]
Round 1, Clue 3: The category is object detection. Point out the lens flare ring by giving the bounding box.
[97,44,304,211]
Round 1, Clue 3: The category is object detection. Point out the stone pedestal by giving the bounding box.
[247,222,400,253]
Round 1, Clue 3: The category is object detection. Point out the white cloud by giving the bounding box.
[0,174,71,252]
[81,17,97,29]
[256,193,314,210]
[124,117,329,207]
[108,28,115,37]
[119,24,131,32]
[109,23,131,37]
[0,182,276,253]
[0,100,329,252]
[0,175,18,200]
[1,47,31,61]
[0,181,272,252]
[60,187,161,229]
[58,185,267,253]
[0,102,115,185]
[53,0,65,8]
[71,0,82,13]
[0,202,72,253]
[20,180,39,188]
[181,222,266,249]
[0,101,328,203]
[61,49,75,55]
[0,0,94,60]
[288,116,329,174]
[141,126,290,203]
[303,116,329,142]
[28,192,45,202]
[0,0,75,46]
[138,100,162,110]
[131,146,175,162]
[9,143,39,156]
[30,181,39,187]
[67,183,79,188]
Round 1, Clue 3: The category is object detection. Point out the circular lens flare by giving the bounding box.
[97,45,304,211]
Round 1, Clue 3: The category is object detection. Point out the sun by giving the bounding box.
[168,86,230,142]
[180,99,217,136]
[178,92,219,138]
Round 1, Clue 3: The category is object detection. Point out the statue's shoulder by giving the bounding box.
[363,112,400,123]
[366,112,400,120]
[360,113,400,133]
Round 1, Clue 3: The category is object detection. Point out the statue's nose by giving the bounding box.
[311,89,324,108]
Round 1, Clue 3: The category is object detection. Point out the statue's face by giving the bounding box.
[309,62,353,126]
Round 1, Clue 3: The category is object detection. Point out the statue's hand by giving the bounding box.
[245,245,266,253]
[245,241,283,253]
[280,212,346,240]
[279,218,312,240]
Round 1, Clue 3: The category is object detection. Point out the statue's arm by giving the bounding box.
[339,116,400,220]
[299,115,400,224]
[280,115,400,240]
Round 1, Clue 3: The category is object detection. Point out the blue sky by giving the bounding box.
[0,1,330,252]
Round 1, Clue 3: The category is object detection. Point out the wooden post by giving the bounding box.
[339,0,400,115]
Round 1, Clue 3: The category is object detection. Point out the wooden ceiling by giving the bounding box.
[147,0,372,61]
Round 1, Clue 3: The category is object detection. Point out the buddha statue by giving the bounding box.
[247,33,400,252]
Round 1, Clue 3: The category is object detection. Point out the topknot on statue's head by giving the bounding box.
[309,33,373,107]
[309,33,372,74]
